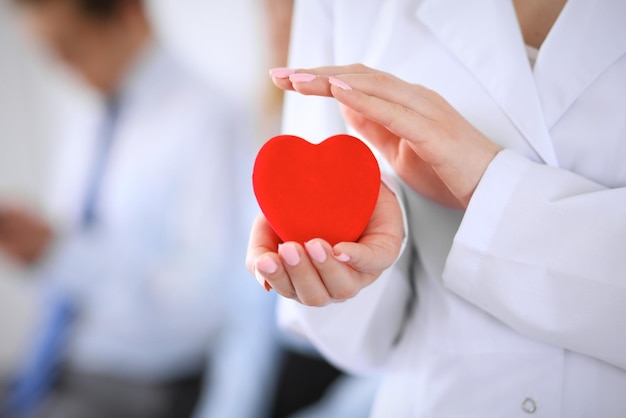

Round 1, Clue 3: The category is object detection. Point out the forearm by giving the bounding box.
[444,149,626,369]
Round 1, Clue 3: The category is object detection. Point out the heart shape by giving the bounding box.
[253,134,381,246]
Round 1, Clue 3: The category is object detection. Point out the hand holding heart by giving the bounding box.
[248,133,401,306]
[273,64,501,209]
[246,182,403,306]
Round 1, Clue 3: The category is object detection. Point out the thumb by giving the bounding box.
[332,183,404,274]
[333,231,401,275]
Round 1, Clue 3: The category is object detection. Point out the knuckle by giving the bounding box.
[301,294,330,307]
[426,86,444,102]
[332,285,359,301]
[277,286,298,300]
[355,240,397,274]
[412,83,429,95]
[412,83,436,99]
[348,63,368,72]
[372,71,392,85]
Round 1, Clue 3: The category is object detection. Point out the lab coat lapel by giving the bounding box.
[534,0,626,128]
[415,0,559,166]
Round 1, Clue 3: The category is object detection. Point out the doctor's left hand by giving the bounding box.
[246,183,403,306]
[271,64,502,209]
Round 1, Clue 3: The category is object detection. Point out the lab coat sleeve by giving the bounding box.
[444,149,626,370]
[278,253,413,375]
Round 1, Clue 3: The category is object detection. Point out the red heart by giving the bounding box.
[253,134,381,246]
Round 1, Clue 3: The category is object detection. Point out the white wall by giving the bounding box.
[149,0,267,106]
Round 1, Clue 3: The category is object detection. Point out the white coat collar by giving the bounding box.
[415,0,626,167]
[534,0,626,128]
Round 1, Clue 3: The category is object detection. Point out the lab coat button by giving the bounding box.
[521,397,537,414]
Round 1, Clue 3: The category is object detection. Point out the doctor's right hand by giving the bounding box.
[271,64,502,209]
[246,183,403,307]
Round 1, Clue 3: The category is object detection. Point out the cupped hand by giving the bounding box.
[270,64,501,209]
[246,184,403,306]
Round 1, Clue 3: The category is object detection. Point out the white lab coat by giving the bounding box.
[278,0,626,417]
[35,45,278,417]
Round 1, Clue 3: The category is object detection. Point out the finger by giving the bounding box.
[339,104,402,164]
[333,72,448,122]
[271,76,297,92]
[278,242,332,306]
[290,73,334,97]
[275,68,444,158]
[296,63,374,77]
[270,72,333,96]
[270,63,374,81]
[288,65,395,98]
[246,213,282,274]
[333,184,403,275]
[246,214,283,293]
[328,77,439,154]
[303,239,363,301]
[270,69,331,95]
[269,63,375,95]
[255,253,298,299]
[272,66,445,122]
[333,235,399,279]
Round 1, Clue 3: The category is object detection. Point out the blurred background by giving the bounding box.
[0,1,380,417]
[0,0,265,389]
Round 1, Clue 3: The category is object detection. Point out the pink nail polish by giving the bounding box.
[333,252,351,262]
[289,73,316,83]
[305,241,327,263]
[328,76,352,91]
[269,67,296,79]
[257,257,278,275]
[279,243,301,266]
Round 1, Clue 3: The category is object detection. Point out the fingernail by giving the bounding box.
[305,241,327,263]
[257,257,278,275]
[278,243,300,266]
[269,67,296,79]
[289,73,316,83]
[333,252,351,262]
[255,268,270,291]
[328,76,352,91]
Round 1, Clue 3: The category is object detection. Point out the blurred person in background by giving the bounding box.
[0,0,278,417]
